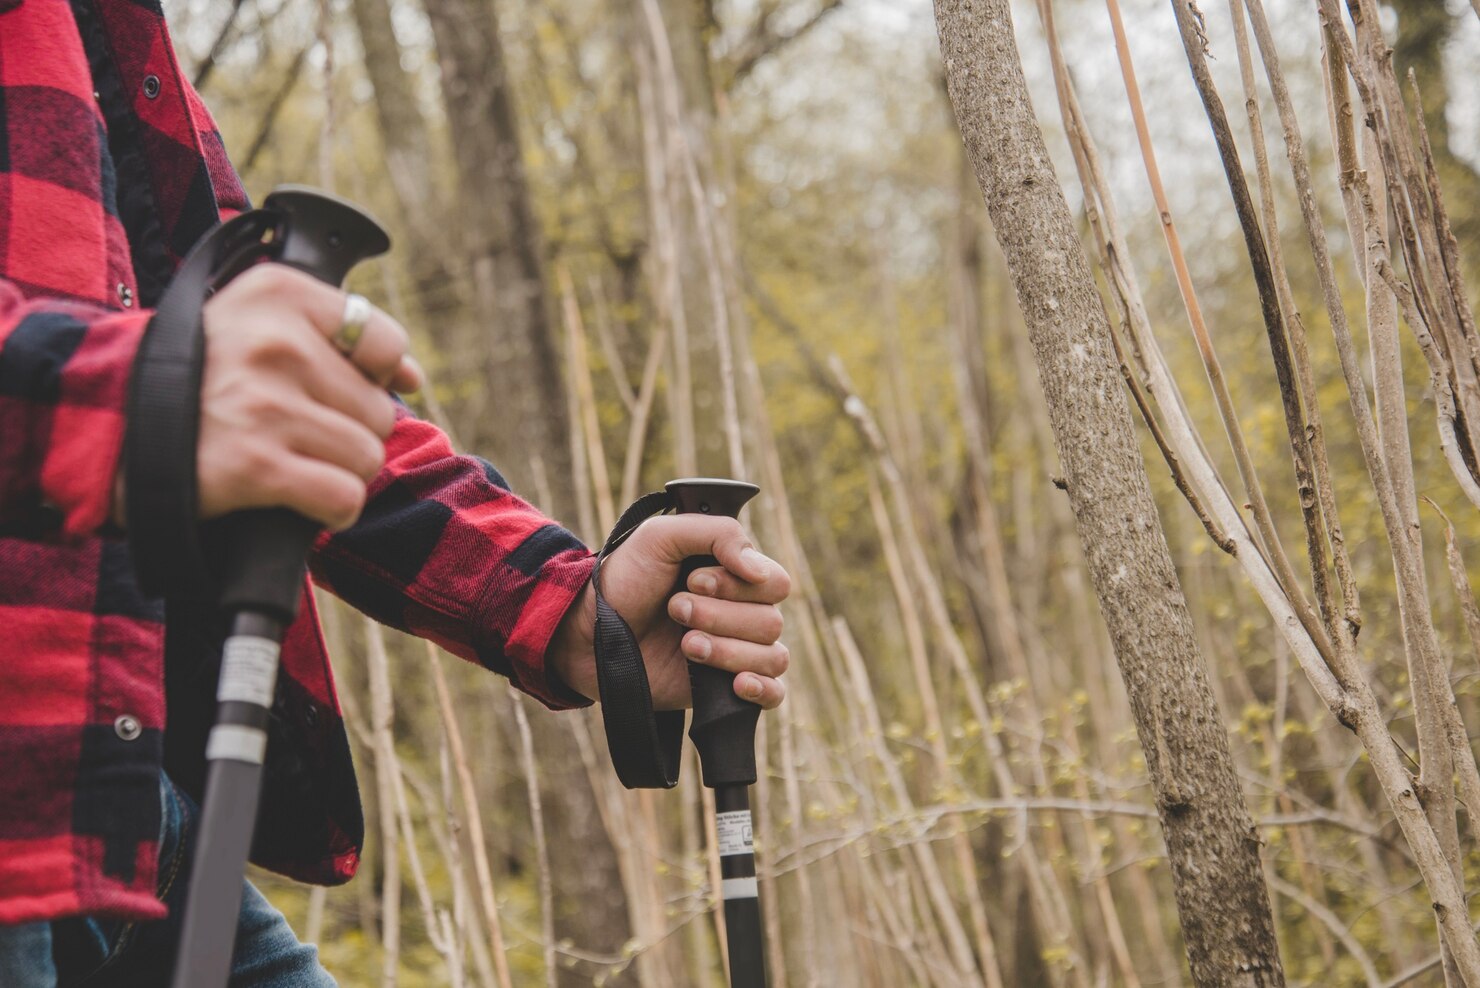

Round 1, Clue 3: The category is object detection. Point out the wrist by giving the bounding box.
[547,579,598,701]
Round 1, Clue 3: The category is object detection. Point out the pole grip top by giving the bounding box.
[215,190,389,621]
[666,478,763,788]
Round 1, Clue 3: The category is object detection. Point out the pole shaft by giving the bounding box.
[714,784,767,987]
[170,611,285,988]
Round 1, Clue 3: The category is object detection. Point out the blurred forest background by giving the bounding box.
[161,0,1480,983]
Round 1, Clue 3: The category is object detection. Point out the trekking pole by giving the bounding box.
[668,479,769,988]
[125,187,390,988]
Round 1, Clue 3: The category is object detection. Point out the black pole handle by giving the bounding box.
[666,478,763,788]
[211,188,390,622]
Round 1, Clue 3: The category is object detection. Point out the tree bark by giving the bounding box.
[934,2,1284,985]
[421,0,574,521]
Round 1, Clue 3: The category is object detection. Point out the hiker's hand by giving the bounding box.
[144,264,422,531]
[549,516,791,710]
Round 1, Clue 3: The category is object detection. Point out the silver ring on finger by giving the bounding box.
[332,293,373,356]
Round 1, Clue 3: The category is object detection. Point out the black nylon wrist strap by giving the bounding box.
[592,489,685,790]
[126,209,276,599]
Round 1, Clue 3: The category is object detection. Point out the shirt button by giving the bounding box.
[114,714,142,741]
[118,283,134,308]
[143,74,161,99]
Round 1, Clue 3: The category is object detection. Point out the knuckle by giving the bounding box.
[773,642,791,675]
[240,262,298,298]
[242,386,289,423]
[252,324,311,367]
[771,607,785,640]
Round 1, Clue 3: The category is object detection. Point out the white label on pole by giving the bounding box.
[715,810,754,857]
[217,635,281,708]
[722,877,758,900]
[206,724,268,764]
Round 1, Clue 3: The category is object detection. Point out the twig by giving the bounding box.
[428,643,515,988]
[366,622,403,986]
[1230,0,1362,639]
[511,691,558,988]
[1106,0,1316,635]
[241,43,311,175]
[192,0,249,92]
[558,263,617,534]
[1107,311,1234,553]
[1267,875,1382,988]
[1421,497,1480,672]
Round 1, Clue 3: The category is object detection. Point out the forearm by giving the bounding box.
[308,408,597,708]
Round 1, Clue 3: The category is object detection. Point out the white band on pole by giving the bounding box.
[206,724,268,765]
[721,877,758,900]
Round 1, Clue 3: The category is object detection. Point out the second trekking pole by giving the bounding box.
[587,476,773,986]
[669,479,769,988]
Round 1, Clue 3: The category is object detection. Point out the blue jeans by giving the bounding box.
[0,773,334,987]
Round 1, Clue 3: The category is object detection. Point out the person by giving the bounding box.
[0,1,791,984]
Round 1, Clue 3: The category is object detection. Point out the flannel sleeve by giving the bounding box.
[308,407,597,710]
[0,280,151,536]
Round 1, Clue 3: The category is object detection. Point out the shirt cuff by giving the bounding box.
[496,549,597,711]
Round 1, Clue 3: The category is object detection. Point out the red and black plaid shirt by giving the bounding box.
[0,0,595,925]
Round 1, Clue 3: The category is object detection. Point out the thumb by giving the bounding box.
[636,515,772,584]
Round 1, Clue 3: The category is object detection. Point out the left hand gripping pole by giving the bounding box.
[124,187,389,988]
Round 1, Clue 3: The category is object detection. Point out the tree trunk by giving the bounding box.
[348,0,462,328]
[349,0,435,218]
[933,2,1285,985]
[421,0,574,522]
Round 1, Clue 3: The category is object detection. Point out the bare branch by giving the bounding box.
[726,0,847,87]
[240,43,311,176]
[192,0,249,92]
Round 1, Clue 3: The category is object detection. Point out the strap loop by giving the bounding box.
[592,490,684,789]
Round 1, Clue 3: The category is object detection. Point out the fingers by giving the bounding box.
[734,673,786,710]
[282,270,415,389]
[296,338,400,439]
[266,454,369,531]
[669,594,782,643]
[685,566,788,604]
[681,630,790,679]
[284,401,387,482]
[235,264,421,391]
[637,515,791,598]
